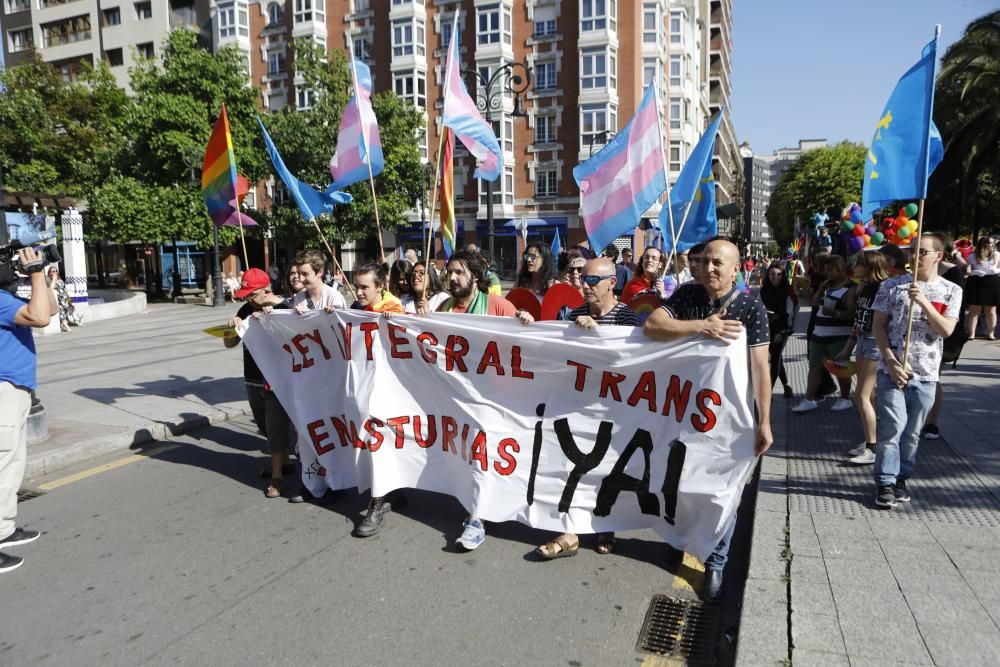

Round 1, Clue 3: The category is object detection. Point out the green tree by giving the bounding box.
[928,10,1000,238]
[765,142,866,245]
[262,40,426,247]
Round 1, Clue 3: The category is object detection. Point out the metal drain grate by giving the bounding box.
[16,488,47,503]
[636,595,719,664]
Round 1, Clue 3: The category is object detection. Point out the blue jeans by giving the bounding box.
[704,513,737,573]
[874,371,936,487]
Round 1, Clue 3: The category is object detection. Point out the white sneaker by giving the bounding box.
[846,443,868,457]
[849,448,876,465]
[831,398,853,412]
[792,399,818,413]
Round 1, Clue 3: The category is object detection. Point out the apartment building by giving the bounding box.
[1,0,211,89]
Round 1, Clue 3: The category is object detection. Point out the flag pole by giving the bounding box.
[654,79,680,278]
[422,125,447,300]
[900,199,925,367]
[350,55,386,264]
[308,215,357,302]
[235,210,250,270]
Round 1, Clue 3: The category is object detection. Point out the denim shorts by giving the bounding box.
[855,336,880,361]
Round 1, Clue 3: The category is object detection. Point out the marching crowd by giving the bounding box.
[218,229,995,600]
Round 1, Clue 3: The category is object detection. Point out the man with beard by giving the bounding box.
[437,250,532,550]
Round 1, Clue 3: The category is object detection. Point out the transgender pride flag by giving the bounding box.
[329,57,384,190]
[442,13,501,181]
[573,84,668,254]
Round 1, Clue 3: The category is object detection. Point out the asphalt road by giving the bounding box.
[1,415,748,666]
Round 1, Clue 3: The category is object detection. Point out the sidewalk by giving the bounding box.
[26,303,251,479]
[737,328,1000,665]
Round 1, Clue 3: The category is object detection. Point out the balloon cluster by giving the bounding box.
[839,203,878,253]
[879,203,920,246]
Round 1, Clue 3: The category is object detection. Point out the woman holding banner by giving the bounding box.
[515,243,556,299]
[402,261,450,315]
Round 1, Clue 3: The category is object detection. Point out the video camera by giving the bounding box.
[0,231,62,291]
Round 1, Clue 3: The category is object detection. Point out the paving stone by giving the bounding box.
[824,556,898,594]
[920,625,1000,666]
[790,555,828,584]
[903,590,995,629]
[818,535,883,560]
[892,563,972,597]
[830,585,907,618]
[789,519,822,558]
[790,648,850,666]
[740,579,787,616]
[790,610,846,653]
[838,613,933,664]
[941,542,1000,573]
[964,571,1000,600]
[789,577,835,615]
[926,521,1000,546]
[867,516,939,544]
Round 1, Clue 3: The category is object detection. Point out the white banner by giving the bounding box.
[244,311,757,560]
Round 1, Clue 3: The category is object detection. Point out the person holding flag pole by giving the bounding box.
[861,26,962,509]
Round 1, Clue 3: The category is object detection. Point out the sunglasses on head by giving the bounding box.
[582,274,614,286]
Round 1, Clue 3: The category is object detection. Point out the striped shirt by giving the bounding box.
[812,284,853,340]
[567,302,639,326]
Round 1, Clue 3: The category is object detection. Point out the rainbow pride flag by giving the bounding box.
[202,104,242,226]
[440,128,456,259]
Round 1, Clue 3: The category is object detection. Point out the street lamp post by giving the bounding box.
[462,63,531,273]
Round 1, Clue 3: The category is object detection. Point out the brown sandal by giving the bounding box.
[536,534,579,560]
[265,480,284,498]
[596,532,616,554]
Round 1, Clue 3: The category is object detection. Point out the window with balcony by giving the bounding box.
[581,0,615,31]
[136,41,154,59]
[477,3,511,45]
[479,166,514,206]
[135,2,152,20]
[535,115,556,144]
[536,169,557,198]
[8,28,32,53]
[352,36,370,62]
[104,47,123,66]
[581,47,615,90]
[392,18,425,57]
[504,166,514,205]
[669,54,682,86]
[352,0,369,11]
[504,118,513,153]
[297,87,315,110]
[642,57,656,88]
[534,61,556,90]
[40,0,82,8]
[670,12,682,44]
[268,49,284,76]
[267,2,283,26]
[581,104,615,149]
[533,19,556,37]
[101,7,121,27]
[642,3,658,44]
[669,141,681,171]
[441,16,461,49]
[5,0,29,14]
[294,0,322,24]
[41,15,91,48]
[669,97,681,129]
[393,71,426,109]
[219,6,235,38]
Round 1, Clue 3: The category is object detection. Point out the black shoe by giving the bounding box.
[0,552,23,573]
[704,569,724,602]
[663,544,684,571]
[354,497,388,537]
[921,424,940,440]
[894,480,911,503]
[783,385,793,398]
[0,528,39,548]
[875,485,897,509]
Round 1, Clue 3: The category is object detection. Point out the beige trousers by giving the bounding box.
[0,381,31,541]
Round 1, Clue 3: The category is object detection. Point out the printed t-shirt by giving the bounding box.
[661,283,770,347]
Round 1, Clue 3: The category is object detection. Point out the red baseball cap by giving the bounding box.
[234,268,271,298]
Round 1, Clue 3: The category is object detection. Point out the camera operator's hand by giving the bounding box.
[18,247,46,274]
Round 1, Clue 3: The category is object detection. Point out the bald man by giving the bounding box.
[644,239,772,601]
[536,257,639,560]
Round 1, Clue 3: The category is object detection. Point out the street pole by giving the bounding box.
[212,225,225,307]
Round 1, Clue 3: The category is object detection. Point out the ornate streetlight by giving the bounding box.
[461,62,531,270]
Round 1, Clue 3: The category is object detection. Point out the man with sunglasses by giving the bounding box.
[536,257,638,560]
[643,239,772,601]
[871,233,962,509]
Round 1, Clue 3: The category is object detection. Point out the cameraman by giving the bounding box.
[1,247,56,573]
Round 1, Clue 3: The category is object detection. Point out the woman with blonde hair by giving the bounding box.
[966,236,999,341]
[838,250,891,464]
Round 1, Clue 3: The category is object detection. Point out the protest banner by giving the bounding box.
[244,311,756,560]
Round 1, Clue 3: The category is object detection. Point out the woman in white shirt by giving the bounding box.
[966,236,999,341]
[402,261,450,315]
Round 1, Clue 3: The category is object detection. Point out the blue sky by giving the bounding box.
[731,0,996,155]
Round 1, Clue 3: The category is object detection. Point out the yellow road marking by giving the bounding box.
[640,655,686,667]
[671,553,706,593]
[37,444,180,491]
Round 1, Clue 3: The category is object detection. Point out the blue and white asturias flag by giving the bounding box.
[660,112,722,253]
[861,29,944,221]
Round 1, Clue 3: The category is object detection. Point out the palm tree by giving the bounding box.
[934,11,1000,239]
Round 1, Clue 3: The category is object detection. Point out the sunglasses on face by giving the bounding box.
[917,248,941,257]
[523,253,538,262]
[582,274,614,286]
[568,266,584,274]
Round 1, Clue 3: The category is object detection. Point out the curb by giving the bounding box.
[25,405,252,481]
